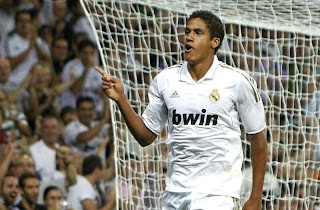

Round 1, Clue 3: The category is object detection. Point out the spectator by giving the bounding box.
[53,144,77,184]
[0,0,15,54]
[0,136,20,209]
[60,106,77,127]
[12,154,35,177]
[37,144,77,206]
[42,186,64,210]
[51,37,69,82]
[59,39,104,115]
[63,96,110,157]
[69,32,87,60]
[15,173,47,210]
[67,155,115,210]
[0,133,16,183]
[25,61,76,134]
[1,9,51,86]
[0,57,31,113]
[0,175,19,209]
[27,62,58,120]
[0,107,8,147]
[67,0,97,43]
[0,89,32,139]
[29,115,60,182]
[51,0,70,40]
[38,25,53,47]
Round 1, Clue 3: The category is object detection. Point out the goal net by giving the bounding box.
[80,0,320,209]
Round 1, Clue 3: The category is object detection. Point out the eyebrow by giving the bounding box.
[184,27,205,32]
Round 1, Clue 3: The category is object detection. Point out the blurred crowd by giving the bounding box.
[0,0,117,209]
[0,0,320,210]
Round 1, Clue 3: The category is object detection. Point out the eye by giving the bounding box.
[195,30,202,35]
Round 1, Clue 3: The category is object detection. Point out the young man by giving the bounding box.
[1,9,51,86]
[15,173,47,210]
[63,96,110,157]
[96,10,267,210]
[59,39,104,115]
[0,175,19,209]
[30,115,60,181]
[67,155,116,210]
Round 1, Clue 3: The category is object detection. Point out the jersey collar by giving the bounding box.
[179,55,219,83]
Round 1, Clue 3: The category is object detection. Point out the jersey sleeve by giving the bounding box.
[236,74,266,134]
[63,122,87,144]
[142,75,168,136]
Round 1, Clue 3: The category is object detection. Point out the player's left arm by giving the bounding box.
[236,72,267,209]
[243,130,267,210]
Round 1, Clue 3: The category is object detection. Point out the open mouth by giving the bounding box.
[9,192,17,199]
[185,44,193,52]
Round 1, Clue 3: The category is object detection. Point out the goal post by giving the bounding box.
[80,1,320,209]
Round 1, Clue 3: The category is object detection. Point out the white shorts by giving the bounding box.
[161,191,241,210]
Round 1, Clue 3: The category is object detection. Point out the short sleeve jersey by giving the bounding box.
[67,175,98,210]
[63,120,110,156]
[2,33,50,85]
[142,56,265,198]
[59,58,104,113]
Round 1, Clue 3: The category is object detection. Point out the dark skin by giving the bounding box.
[96,17,267,210]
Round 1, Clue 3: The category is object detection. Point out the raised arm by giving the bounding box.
[95,66,156,146]
[243,130,267,210]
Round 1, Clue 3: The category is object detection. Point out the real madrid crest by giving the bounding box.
[209,89,220,102]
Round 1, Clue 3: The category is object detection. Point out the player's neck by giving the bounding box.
[187,56,215,82]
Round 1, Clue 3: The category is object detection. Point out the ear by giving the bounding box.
[211,37,220,49]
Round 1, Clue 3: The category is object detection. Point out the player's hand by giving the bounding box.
[95,66,125,102]
[242,197,262,210]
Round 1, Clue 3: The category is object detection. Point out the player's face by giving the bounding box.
[1,176,19,205]
[184,18,215,65]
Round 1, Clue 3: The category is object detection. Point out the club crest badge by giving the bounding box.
[209,89,220,102]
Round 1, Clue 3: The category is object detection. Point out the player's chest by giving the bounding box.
[163,81,235,113]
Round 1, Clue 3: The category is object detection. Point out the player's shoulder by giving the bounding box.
[161,63,183,73]
[155,63,183,79]
[218,61,255,83]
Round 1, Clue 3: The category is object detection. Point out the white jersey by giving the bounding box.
[59,58,104,114]
[1,33,50,85]
[30,140,57,182]
[63,119,110,157]
[142,56,265,198]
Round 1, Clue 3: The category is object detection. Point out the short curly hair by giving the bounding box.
[187,10,225,53]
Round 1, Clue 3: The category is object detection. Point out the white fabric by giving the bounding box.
[59,58,104,113]
[0,8,15,55]
[30,140,57,182]
[73,16,97,43]
[67,175,97,210]
[38,177,66,204]
[162,191,237,210]
[1,33,50,85]
[63,119,110,156]
[142,56,266,198]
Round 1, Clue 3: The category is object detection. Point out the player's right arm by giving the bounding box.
[95,66,157,146]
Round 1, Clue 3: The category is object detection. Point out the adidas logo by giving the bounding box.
[170,91,179,98]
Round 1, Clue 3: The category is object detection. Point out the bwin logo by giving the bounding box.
[172,109,218,125]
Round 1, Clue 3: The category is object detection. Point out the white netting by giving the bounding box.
[80,1,320,209]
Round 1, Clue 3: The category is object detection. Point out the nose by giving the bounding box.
[185,33,192,40]
[185,32,194,42]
